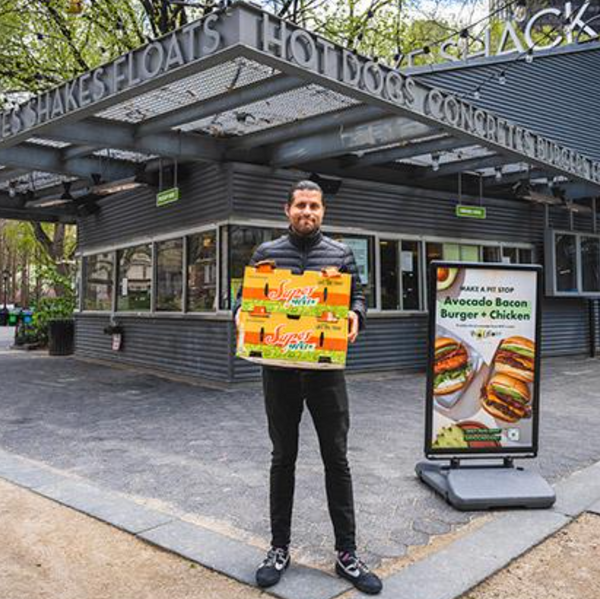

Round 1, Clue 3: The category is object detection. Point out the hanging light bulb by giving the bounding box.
[495,167,503,182]
[431,154,441,172]
[473,89,481,100]
[498,71,507,85]
[525,48,534,64]
[512,1,527,23]
[457,29,469,55]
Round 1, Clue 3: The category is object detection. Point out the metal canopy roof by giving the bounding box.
[413,42,600,158]
[1,0,599,224]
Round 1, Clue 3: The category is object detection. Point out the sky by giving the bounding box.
[403,0,489,26]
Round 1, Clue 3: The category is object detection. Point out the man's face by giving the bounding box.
[285,190,325,236]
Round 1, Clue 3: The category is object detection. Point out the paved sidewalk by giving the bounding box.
[0,330,599,569]
[1,328,600,583]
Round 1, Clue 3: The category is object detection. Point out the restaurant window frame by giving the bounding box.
[116,243,153,313]
[77,221,536,316]
[378,238,423,312]
[330,232,377,310]
[155,237,185,312]
[82,252,114,312]
[78,224,221,316]
[220,223,287,311]
[422,239,536,309]
[187,229,218,312]
[545,229,600,297]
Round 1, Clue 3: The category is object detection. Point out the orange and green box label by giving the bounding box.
[237,311,348,369]
[241,265,351,318]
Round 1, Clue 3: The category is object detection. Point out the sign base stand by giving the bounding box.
[415,459,556,511]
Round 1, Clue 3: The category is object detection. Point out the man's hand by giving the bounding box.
[348,311,359,344]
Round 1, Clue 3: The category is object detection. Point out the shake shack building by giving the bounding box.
[1,1,599,382]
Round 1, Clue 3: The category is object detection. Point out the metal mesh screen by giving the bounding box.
[397,144,494,166]
[0,171,76,193]
[93,149,157,163]
[29,138,71,149]
[176,84,359,136]
[97,58,280,124]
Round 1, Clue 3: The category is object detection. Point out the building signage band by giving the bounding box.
[425,262,542,458]
[1,3,599,186]
[406,1,598,68]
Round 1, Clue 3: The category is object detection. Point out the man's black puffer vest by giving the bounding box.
[234,227,367,329]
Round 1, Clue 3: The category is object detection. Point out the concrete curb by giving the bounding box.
[0,449,351,599]
[2,447,600,599]
[348,460,600,599]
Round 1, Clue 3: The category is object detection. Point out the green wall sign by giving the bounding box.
[156,187,180,207]
[456,205,486,220]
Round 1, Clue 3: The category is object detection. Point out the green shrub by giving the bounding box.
[30,296,76,346]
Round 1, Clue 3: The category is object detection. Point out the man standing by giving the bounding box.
[234,180,382,595]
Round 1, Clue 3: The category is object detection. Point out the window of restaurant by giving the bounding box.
[221,225,286,310]
[581,236,600,293]
[156,238,184,312]
[220,225,377,310]
[116,244,152,311]
[424,241,535,300]
[482,246,501,263]
[75,256,82,311]
[380,240,399,310]
[332,233,376,309]
[379,239,422,311]
[188,230,217,311]
[83,252,114,311]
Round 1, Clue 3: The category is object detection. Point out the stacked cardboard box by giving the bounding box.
[236,263,352,369]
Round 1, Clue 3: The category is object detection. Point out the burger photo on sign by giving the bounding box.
[433,337,473,396]
[432,335,484,412]
[481,373,532,423]
[494,336,535,383]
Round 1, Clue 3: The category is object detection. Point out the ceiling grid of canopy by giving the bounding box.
[1,0,599,224]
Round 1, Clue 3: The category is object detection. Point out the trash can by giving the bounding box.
[22,309,33,324]
[0,308,7,326]
[8,309,20,326]
[48,319,74,356]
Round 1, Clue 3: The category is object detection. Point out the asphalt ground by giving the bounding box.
[0,328,599,571]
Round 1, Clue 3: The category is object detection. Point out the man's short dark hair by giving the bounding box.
[287,180,325,206]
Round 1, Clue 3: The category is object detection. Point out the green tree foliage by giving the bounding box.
[0,0,481,308]
[0,221,77,303]
[0,0,472,105]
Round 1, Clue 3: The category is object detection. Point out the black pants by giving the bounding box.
[262,367,356,552]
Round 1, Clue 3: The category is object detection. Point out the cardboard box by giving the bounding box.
[241,264,351,318]
[237,311,348,369]
[237,264,352,369]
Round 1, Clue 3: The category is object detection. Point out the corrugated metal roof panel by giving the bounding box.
[415,47,600,162]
